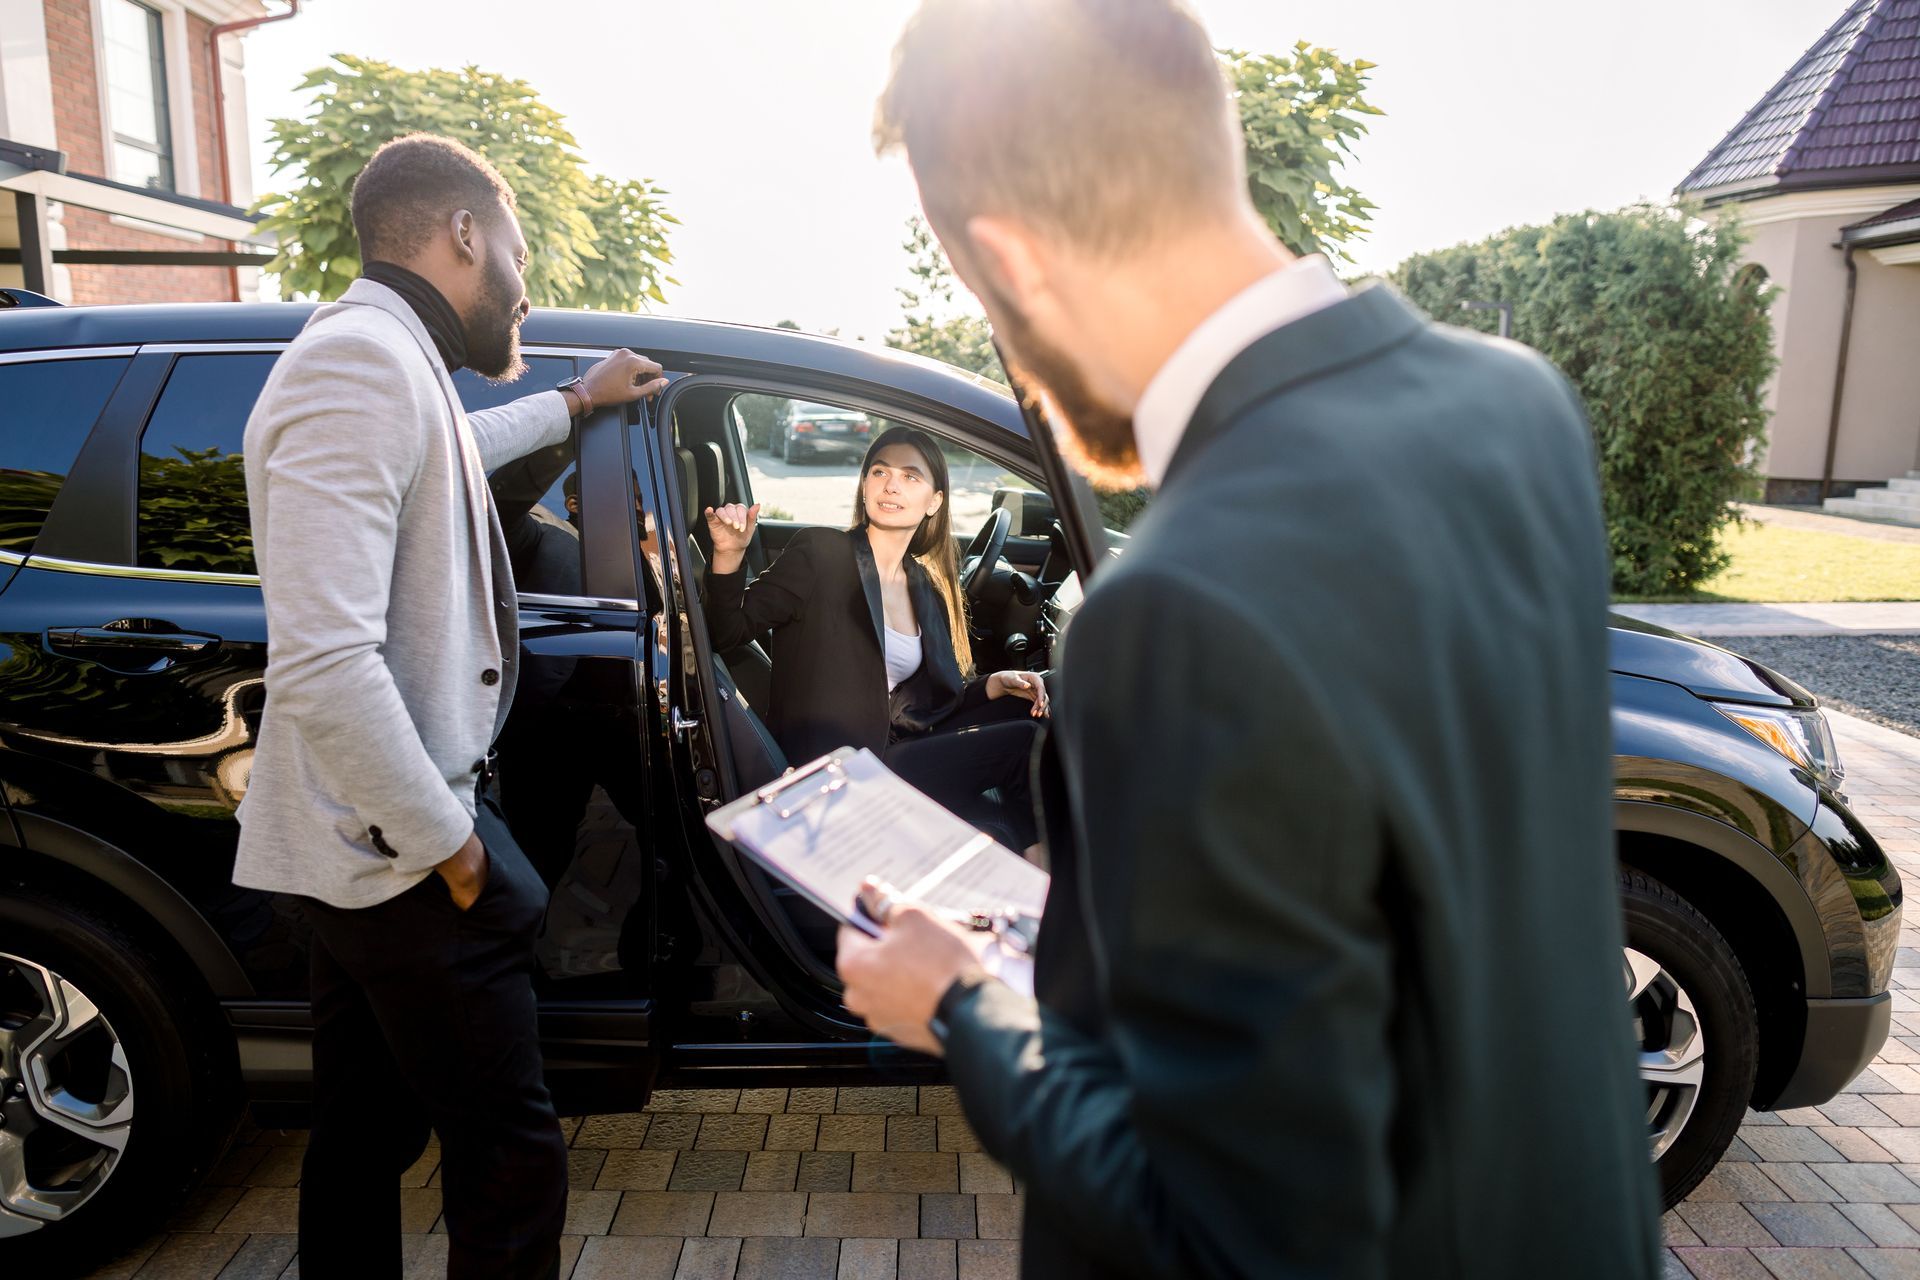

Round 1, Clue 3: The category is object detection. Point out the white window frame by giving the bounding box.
[89,0,201,208]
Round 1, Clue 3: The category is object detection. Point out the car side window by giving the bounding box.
[731,392,1028,535]
[458,357,583,599]
[127,352,581,581]
[0,356,131,554]
[137,353,276,575]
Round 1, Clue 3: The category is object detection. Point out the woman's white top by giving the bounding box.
[884,625,923,692]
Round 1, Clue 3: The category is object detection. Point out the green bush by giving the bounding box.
[1097,489,1152,534]
[1392,205,1774,596]
[733,394,786,453]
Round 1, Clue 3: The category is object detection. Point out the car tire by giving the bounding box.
[1620,867,1758,1210]
[0,890,242,1268]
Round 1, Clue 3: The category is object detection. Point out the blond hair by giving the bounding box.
[874,0,1243,257]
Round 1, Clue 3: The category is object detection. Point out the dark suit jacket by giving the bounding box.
[705,527,990,763]
[936,284,1661,1278]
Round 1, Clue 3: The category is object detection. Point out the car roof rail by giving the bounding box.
[0,288,63,309]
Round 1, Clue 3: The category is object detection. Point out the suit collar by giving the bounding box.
[1134,254,1346,488]
[1161,282,1428,492]
[849,530,887,654]
[851,530,962,711]
[320,277,450,380]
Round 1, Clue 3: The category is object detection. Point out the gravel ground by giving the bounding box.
[1713,633,1920,739]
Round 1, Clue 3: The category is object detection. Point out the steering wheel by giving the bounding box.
[960,507,1012,604]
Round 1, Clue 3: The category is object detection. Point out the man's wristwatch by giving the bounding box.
[929,967,994,1051]
[556,375,593,419]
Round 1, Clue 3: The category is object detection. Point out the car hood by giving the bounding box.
[1608,614,1814,708]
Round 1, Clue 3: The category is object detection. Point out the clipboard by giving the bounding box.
[706,747,1049,960]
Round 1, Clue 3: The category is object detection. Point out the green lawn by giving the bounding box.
[1616,521,1920,604]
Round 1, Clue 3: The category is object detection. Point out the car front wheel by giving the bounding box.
[0,891,240,1268]
[1621,867,1758,1209]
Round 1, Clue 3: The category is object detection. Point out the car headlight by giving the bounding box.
[1713,702,1845,787]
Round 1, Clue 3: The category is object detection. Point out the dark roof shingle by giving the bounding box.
[1845,194,1920,227]
[1679,0,1920,198]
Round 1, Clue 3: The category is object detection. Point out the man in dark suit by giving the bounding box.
[834,2,1662,1275]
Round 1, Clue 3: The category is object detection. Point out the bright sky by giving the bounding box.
[243,0,1834,340]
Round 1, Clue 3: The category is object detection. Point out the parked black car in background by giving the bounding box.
[0,288,1898,1263]
[773,399,874,463]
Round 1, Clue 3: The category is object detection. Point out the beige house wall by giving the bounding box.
[1834,254,1920,481]
[1718,185,1920,491]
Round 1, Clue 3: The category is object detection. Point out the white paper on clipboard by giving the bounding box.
[706,747,1048,997]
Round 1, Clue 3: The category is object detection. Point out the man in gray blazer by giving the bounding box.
[235,134,664,1278]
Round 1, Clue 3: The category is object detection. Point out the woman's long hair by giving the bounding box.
[850,424,974,677]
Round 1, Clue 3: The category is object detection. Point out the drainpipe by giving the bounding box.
[1818,244,1858,505]
[207,2,300,300]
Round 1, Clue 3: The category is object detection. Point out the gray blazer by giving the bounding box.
[233,279,571,908]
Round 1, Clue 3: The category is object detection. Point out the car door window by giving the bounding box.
[730,391,1032,538]
[0,356,131,554]
[457,357,577,513]
[457,358,586,598]
[137,353,275,575]
[128,353,581,582]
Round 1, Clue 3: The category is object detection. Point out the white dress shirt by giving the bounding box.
[1132,254,1348,489]
[884,624,923,692]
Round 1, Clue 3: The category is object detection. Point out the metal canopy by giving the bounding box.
[1,136,268,294]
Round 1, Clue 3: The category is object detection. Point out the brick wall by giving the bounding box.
[44,0,236,304]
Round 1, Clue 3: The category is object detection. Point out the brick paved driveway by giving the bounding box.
[74,710,1920,1280]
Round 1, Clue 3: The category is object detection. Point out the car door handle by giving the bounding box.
[45,621,222,673]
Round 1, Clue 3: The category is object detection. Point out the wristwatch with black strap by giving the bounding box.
[929,966,996,1051]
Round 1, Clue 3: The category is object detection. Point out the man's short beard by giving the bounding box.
[986,291,1144,492]
[465,243,526,383]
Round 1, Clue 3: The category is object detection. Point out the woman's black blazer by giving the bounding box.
[704,527,989,764]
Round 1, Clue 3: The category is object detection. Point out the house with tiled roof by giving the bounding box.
[1678,0,1920,518]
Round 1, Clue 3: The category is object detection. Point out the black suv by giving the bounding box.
[0,291,1899,1259]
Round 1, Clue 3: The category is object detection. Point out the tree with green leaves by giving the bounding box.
[886,218,1006,384]
[253,55,676,310]
[1224,44,1381,262]
[1393,206,1775,597]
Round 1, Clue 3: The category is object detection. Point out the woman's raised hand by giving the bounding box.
[705,502,761,556]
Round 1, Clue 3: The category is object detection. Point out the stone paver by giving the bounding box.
[80,706,1920,1278]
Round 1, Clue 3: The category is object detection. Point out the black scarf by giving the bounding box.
[362,261,467,372]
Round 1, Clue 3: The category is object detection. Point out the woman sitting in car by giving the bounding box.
[703,425,1046,852]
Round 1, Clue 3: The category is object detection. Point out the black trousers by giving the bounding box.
[298,797,567,1280]
[886,693,1041,848]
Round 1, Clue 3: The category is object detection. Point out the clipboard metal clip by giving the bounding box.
[754,755,850,820]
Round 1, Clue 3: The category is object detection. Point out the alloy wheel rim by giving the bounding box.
[0,953,134,1236]
[1625,946,1706,1162]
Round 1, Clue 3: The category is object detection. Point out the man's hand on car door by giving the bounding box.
[582,349,669,407]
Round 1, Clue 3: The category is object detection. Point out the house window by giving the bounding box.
[102,0,174,191]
